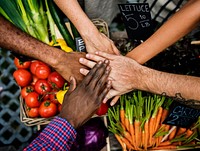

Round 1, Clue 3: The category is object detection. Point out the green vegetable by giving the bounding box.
[0,0,49,44]
[48,0,76,50]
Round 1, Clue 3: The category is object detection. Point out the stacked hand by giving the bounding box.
[79,51,146,106]
[59,60,111,128]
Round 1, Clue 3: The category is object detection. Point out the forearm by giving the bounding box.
[54,0,99,39]
[0,15,62,68]
[126,0,200,64]
[142,67,200,101]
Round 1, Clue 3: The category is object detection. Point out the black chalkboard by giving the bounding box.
[163,101,200,128]
[75,37,86,52]
[118,3,153,40]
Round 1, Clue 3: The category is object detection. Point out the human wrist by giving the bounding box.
[80,23,99,40]
[58,112,78,128]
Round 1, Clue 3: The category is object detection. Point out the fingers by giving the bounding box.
[79,57,96,69]
[98,80,112,103]
[94,63,111,92]
[102,89,120,104]
[81,60,103,85]
[94,51,114,60]
[110,95,120,106]
[80,68,89,76]
[86,53,105,63]
[88,60,110,90]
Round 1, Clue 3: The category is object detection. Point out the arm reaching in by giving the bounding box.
[79,51,200,105]
[24,60,111,150]
[126,0,200,64]
[54,0,120,55]
[0,15,85,82]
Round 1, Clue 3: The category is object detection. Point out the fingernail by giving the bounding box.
[80,68,83,73]
[110,101,115,106]
[86,54,90,58]
[103,98,107,103]
[79,58,84,63]
[104,59,109,64]
[95,51,99,55]
[98,60,102,64]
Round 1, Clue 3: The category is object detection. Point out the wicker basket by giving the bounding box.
[92,18,110,38]
[20,96,53,127]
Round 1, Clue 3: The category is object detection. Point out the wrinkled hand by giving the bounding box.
[83,31,120,55]
[53,52,86,83]
[59,60,111,129]
[79,51,144,105]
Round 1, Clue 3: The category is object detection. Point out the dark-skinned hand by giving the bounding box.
[59,60,111,129]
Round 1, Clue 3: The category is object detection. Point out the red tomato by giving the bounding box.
[39,100,57,118]
[13,69,32,87]
[35,79,52,95]
[49,90,59,104]
[48,71,66,89]
[31,75,39,86]
[42,93,50,101]
[25,92,41,108]
[21,85,34,99]
[30,60,46,75]
[96,103,109,116]
[14,57,31,69]
[27,107,39,118]
[35,64,51,79]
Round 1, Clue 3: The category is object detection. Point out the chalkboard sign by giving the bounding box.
[118,3,153,40]
[75,37,86,52]
[163,101,200,128]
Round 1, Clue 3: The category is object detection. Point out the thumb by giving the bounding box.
[68,76,76,93]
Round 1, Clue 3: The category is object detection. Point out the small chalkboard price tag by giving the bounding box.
[118,3,153,41]
[75,37,86,52]
[163,101,200,128]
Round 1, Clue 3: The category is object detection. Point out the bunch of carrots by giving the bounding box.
[107,90,200,150]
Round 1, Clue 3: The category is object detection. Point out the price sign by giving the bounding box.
[163,101,200,128]
[118,3,153,40]
[75,37,86,52]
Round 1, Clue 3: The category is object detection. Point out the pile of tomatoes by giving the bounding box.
[13,57,67,118]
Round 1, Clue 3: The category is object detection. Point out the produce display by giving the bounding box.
[0,0,110,121]
[108,90,200,150]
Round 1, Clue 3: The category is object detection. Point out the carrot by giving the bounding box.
[154,107,163,133]
[176,127,187,136]
[149,116,156,146]
[185,129,193,138]
[129,123,136,149]
[124,116,129,132]
[160,108,169,124]
[121,135,135,150]
[164,124,171,131]
[134,120,141,148]
[120,109,125,126]
[123,131,133,144]
[120,97,125,126]
[144,120,149,150]
[159,140,171,146]
[169,126,177,140]
[141,130,145,148]
[156,124,170,145]
[115,134,126,150]
[152,145,177,150]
